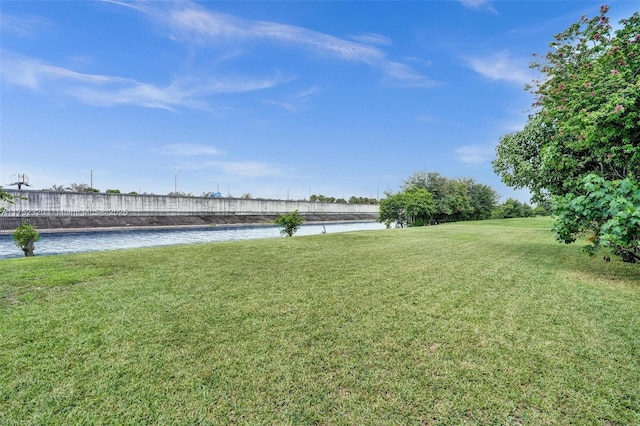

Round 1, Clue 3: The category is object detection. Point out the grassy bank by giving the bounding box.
[2,218,639,424]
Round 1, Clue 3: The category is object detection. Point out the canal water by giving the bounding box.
[0,222,386,259]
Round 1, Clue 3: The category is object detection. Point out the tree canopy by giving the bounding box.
[378,172,499,227]
[378,187,435,228]
[493,5,640,261]
[13,223,40,257]
[531,6,640,186]
[275,210,304,237]
[402,172,498,223]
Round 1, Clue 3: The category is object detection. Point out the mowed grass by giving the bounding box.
[1,218,639,425]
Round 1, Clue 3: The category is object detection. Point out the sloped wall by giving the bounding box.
[1,190,379,230]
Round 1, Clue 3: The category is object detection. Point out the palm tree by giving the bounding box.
[67,182,89,192]
[45,185,66,192]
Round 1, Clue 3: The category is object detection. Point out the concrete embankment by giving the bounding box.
[1,190,379,231]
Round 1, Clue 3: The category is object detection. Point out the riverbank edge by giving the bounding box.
[0,213,379,234]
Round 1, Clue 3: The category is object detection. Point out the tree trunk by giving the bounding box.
[621,251,639,263]
[22,239,35,257]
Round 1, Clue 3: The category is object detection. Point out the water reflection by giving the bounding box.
[0,222,385,259]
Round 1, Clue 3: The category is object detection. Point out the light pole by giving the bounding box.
[174,169,182,194]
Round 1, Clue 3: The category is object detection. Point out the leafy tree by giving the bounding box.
[402,172,478,223]
[13,223,40,257]
[553,174,639,262]
[493,116,557,203]
[402,188,436,226]
[1,187,28,215]
[167,191,194,197]
[532,205,551,216]
[466,180,499,220]
[444,179,474,222]
[106,189,121,194]
[528,6,640,188]
[493,5,640,261]
[403,172,449,222]
[403,172,447,198]
[275,210,304,237]
[504,198,527,218]
[1,189,14,214]
[392,171,498,224]
[378,188,435,227]
[349,196,377,204]
[309,195,378,204]
[492,198,534,219]
[378,192,409,228]
[315,194,336,203]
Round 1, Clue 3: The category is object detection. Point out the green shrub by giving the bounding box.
[13,223,40,257]
[275,210,304,237]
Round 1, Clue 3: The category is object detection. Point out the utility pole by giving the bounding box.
[174,169,182,194]
[90,170,93,189]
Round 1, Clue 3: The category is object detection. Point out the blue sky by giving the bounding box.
[1,1,637,201]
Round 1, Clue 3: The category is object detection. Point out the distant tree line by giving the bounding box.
[44,183,122,193]
[38,184,380,203]
[491,198,549,219]
[309,194,378,204]
[378,171,549,228]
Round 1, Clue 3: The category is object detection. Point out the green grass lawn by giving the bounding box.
[2,217,639,424]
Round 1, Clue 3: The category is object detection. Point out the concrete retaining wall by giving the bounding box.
[1,190,379,230]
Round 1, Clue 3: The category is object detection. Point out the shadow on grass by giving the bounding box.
[498,237,640,287]
[0,257,115,307]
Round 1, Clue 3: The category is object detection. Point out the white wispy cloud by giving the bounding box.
[1,49,289,110]
[463,51,535,86]
[349,32,392,46]
[457,0,497,14]
[0,14,54,38]
[455,144,495,164]
[155,143,223,156]
[264,86,320,112]
[404,57,433,68]
[168,7,385,62]
[417,114,436,123]
[204,161,283,178]
[381,62,438,88]
[2,1,438,111]
[106,0,437,88]
[171,157,286,178]
[458,0,489,9]
[1,50,126,89]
